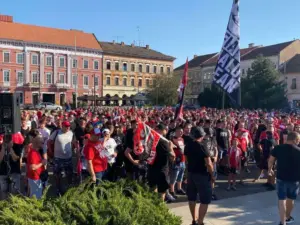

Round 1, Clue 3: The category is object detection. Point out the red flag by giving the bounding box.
[175,58,188,120]
[133,122,162,165]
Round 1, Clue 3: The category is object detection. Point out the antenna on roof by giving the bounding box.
[112,36,124,43]
[137,26,141,47]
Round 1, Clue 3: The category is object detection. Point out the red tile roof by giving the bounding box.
[0,20,102,50]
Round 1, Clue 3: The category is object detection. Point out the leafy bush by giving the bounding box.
[0,180,181,225]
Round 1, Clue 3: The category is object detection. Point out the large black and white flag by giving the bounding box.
[213,0,241,106]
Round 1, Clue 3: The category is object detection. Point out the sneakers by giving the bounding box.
[191,220,197,225]
[177,189,186,195]
[169,191,178,199]
[286,216,295,224]
[165,192,176,203]
[211,194,218,201]
[231,185,237,191]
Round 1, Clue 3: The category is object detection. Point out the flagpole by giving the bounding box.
[74,35,78,108]
[222,91,225,109]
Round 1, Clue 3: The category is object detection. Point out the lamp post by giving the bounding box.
[38,71,41,104]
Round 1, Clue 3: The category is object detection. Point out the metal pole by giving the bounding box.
[94,75,96,111]
[39,71,41,103]
[74,36,78,108]
[222,91,225,109]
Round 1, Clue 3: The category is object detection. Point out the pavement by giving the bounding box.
[169,191,300,225]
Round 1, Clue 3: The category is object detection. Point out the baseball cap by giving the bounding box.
[90,128,102,136]
[192,127,206,139]
[62,121,71,127]
[102,128,110,134]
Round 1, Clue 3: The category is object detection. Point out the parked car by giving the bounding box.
[35,102,63,110]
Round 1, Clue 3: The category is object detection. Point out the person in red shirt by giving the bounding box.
[84,128,109,184]
[236,129,248,184]
[227,138,242,191]
[26,129,47,199]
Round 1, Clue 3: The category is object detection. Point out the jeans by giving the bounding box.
[276,179,299,200]
[95,171,105,185]
[170,162,186,185]
[28,178,43,199]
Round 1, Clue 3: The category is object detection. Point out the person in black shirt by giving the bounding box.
[182,122,193,145]
[148,124,175,201]
[74,117,87,148]
[184,127,214,225]
[268,132,300,225]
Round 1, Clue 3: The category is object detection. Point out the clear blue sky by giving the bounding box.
[1,0,300,67]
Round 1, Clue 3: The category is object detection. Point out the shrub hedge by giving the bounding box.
[0,180,182,225]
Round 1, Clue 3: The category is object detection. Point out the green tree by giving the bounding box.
[197,85,231,109]
[146,74,180,106]
[241,55,288,109]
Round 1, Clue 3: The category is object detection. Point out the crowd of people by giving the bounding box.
[0,106,299,225]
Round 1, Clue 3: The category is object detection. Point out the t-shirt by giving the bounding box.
[10,143,23,174]
[279,129,289,145]
[182,134,193,146]
[38,127,51,154]
[228,147,242,168]
[148,139,170,173]
[84,140,108,173]
[74,126,86,148]
[271,144,300,182]
[216,128,230,150]
[254,124,267,144]
[260,131,279,157]
[100,138,117,164]
[172,137,185,164]
[50,130,74,159]
[27,148,45,180]
[184,140,210,175]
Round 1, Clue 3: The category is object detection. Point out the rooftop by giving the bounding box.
[99,41,176,61]
[0,15,102,51]
[282,54,300,73]
[174,53,217,71]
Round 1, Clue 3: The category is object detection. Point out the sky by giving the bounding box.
[1,0,300,67]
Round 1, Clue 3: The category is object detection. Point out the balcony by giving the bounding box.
[55,83,71,89]
[24,82,40,88]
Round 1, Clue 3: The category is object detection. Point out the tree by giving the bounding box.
[241,55,288,109]
[197,85,231,109]
[146,73,180,106]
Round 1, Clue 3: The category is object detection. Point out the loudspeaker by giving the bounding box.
[0,93,21,134]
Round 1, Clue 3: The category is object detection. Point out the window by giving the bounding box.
[31,54,39,65]
[139,64,143,73]
[17,71,24,85]
[46,55,52,66]
[46,72,52,84]
[115,62,119,71]
[146,65,150,73]
[131,78,135,87]
[106,76,111,85]
[18,92,24,104]
[72,74,78,87]
[160,66,164,74]
[3,52,10,63]
[83,59,89,69]
[131,64,135,72]
[106,61,111,70]
[94,76,99,86]
[83,76,89,87]
[3,70,10,85]
[59,57,65,67]
[115,77,119,86]
[123,77,127,86]
[123,63,127,71]
[167,67,171,75]
[17,53,24,64]
[72,59,78,68]
[291,78,297,90]
[32,72,39,83]
[153,65,157,74]
[94,61,99,70]
[59,73,65,83]
[138,78,142,87]
[146,79,150,87]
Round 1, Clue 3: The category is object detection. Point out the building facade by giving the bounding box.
[0,15,102,105]
[99,41,175,104]
[175,40,300,105]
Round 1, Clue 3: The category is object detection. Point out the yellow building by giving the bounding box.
[99,41,175,104]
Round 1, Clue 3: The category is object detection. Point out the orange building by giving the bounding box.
[0,15,103,105]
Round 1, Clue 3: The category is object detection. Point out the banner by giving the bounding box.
[133,122,162,165]
[213,0,241,106]
[175,58,188,119]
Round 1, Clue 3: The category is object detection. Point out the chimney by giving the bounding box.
[131,43,135,47]
[0,15,13,23]
[194,54,198,59]
[112,40,116,45]
[121,42,125,46]
[248,43,255,48]
[146,45,150,49]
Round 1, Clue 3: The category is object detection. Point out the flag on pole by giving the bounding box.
[213,0,241,106]
[175,58,188,119]
[133,122,166,165]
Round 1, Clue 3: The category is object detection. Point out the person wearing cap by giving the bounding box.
[84,128,108,184]
[48,120,78,196]
[184,126,214,225]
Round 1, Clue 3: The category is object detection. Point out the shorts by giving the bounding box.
[187,173,212,204]
[28,178,43,199]
[54,158,73,176]
[276,179,299,200]
[147,169,169,193]
[229,168,237,174]
[170,162,186,184]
